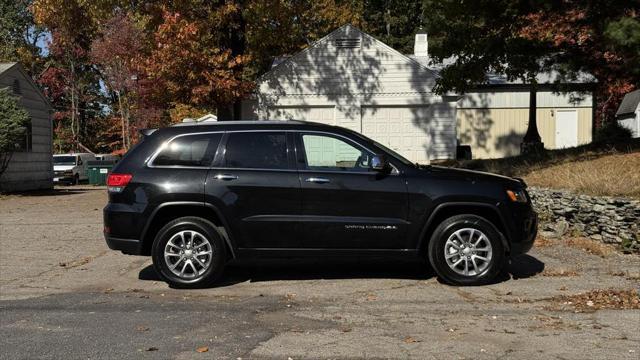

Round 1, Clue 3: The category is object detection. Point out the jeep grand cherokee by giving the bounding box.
[104,121,537,288]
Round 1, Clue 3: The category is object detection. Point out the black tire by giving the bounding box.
[428,214,505,286]
[151,216,226,288]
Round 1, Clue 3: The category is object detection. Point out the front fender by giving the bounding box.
[416,202,510,252]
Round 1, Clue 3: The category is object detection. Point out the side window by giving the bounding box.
[17,119,32,152]
[153,133,221,167]
[301,134,372,172]
[224,132,288,169]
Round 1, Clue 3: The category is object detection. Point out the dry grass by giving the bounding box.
[523,152,640,198]
[443,139,640,198]
[566,237,616,257]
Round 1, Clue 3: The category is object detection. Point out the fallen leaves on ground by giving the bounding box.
[542,268,579,277]
[365,293,378,301]
[196,346,209,353]
[529,315,580,331]
[548,289,640,312]
[534,236,554,248]
[403,336,419,343]
[566,237,615,257]
[58,256,92,268]
[145,347,158,352]
[135,325,149,332]
[610,271,640,280]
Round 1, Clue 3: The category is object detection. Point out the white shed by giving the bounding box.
[243,24,457,163]
[616,89,640,138]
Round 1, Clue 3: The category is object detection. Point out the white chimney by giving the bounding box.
[414,32,428,58]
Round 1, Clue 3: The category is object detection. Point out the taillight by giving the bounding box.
[107,173,132,193]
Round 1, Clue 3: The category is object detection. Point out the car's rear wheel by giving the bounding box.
[151,217,225,288]
[428,215,504,286]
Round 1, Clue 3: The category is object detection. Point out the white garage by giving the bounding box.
[361,105,455,163]
[249,25,456,163]
[268,106,335,125]
[268,104,456,163]
[243,24,596,161]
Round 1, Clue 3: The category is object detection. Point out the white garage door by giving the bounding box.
[268,106,335,125]
[361,105,456,163]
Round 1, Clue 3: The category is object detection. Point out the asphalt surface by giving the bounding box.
[0,186,638,359]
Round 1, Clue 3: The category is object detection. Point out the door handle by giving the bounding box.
[305,177,330,184]
[213,174,238,181]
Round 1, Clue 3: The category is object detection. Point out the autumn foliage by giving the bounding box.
[0,1,635,153]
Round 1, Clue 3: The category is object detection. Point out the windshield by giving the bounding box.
[53,156,76,165]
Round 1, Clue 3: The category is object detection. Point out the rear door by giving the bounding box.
[294,131,409,249]
[204,131,301,249]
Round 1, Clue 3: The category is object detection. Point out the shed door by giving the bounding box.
[361,105,456,163]
[555,110,578,148]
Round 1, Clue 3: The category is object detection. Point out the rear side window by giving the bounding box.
[152,133,221,167]
[224,132,288,169]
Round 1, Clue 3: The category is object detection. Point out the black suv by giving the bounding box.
[104,121,537,288]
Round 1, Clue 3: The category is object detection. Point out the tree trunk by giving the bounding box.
[521,83,544,154]
[117,91,127,150]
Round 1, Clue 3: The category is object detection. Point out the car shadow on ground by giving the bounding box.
[138,254,545,288]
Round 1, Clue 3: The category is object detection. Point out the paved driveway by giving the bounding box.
[0,187,638,359]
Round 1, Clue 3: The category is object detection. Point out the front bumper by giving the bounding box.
[53,174,74,183]
[508,209,538,256]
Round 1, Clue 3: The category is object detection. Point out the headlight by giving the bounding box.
[506,189,528,203]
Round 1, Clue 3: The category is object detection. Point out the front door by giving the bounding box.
[295,132,409,249]
[204,131,301,249]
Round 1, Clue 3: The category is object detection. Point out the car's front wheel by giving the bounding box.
[151,217,226,288]
[428,214,505,286]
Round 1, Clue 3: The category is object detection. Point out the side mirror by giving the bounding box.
[370,154,390,172]
[77,159,82,165]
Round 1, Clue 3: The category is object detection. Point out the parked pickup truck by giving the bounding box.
[103,121,537,288]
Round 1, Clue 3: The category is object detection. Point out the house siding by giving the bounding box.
[457,90,593,159]
[0,65,53,192]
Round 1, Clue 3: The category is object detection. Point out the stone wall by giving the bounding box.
[528,187,640,250]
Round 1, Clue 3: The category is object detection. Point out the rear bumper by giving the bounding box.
[104,202,149,255]
[105,235,144,255]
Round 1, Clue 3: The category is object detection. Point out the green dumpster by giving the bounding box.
[87,160,117,185]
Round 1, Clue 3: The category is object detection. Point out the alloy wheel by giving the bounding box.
[164,230,213,279]
[444,228,493,277]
